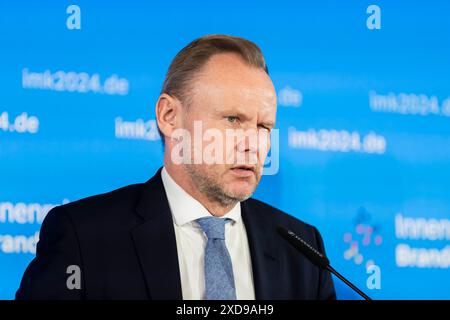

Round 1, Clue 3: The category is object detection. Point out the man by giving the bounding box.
[16,35,336,300]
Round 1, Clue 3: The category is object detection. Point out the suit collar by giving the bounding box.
[132,167,183,300]
[241,200,280,299]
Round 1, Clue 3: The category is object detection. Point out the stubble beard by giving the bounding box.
[184,165,260,208]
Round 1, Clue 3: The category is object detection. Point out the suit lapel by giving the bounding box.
[241,200,280,299]
[131,168,183,300]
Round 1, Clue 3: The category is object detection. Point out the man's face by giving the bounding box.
[177,53,277,206]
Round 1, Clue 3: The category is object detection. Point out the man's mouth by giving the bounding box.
[230,165,256,177]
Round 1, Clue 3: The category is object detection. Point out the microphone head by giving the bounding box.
[277,225,330,269]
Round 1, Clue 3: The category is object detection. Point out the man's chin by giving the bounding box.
[224,186,255,202]
[225,175,259,195]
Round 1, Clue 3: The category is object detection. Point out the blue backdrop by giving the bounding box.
[1,0,449,300]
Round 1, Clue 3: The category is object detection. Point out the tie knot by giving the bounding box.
[197,216,230,240]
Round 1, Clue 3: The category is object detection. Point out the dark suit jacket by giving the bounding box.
[16,168,336,300]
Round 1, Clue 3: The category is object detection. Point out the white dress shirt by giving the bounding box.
[160,167,255,300]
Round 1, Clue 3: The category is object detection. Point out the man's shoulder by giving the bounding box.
[50,182,148,224]
[244,197,328,257]
[67,182,145,208]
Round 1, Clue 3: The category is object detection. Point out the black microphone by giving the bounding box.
[277,225,372,300]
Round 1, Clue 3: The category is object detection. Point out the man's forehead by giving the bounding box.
[191,83,277,104]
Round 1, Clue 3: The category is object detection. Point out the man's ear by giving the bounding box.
[155,93,181,143]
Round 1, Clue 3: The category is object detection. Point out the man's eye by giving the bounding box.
[226,116,239,123]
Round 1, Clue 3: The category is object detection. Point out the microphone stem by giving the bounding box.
[326,265,372,300]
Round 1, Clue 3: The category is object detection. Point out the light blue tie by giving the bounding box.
[197,216,237,300]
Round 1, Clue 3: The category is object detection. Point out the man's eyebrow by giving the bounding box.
[259,120,275,128]
[220,109,251,119]
[219,109,275,127]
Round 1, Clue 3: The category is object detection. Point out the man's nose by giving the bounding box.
[236,129,259,153]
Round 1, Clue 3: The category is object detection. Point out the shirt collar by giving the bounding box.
[161,166,241,226]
